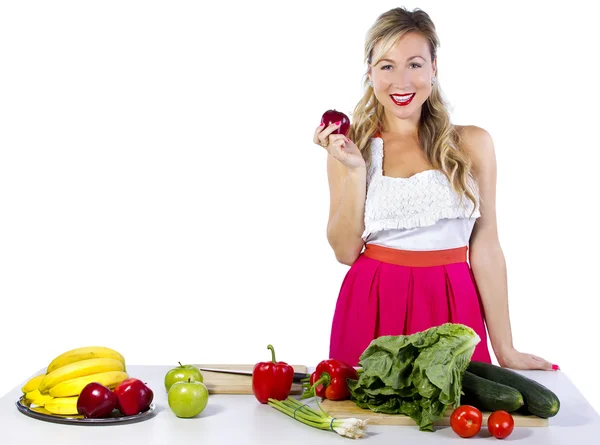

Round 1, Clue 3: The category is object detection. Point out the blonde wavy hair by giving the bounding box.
[348,7,478,211]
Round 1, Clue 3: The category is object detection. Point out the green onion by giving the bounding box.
[268,396,368,439]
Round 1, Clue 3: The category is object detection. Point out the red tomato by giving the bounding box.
[450,405,483,438]
[488,410,515,439]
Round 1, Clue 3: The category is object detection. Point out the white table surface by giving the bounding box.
[1,365,599,444]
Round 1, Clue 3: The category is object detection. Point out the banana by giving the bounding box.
[49,371,129,397]
[30,405,83,418]
[25,389,54,406]
[30,406,55,416]
[25,389,40,401]
[32,406,84,418]
[44,397,79,415]
[47,346,125,373]
[21,374,45,393]
[39,358,125,394]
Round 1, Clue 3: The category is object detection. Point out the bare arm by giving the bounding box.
[325,154,367,265]
[463,125,554,370]
[462,126,514,359]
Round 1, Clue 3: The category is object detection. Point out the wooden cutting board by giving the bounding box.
[193,364,307,395]
[321,400,548,427]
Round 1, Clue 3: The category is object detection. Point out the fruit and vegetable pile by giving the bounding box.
[20,346,153,418]
[251,323,561,440]
[20,347,209,420]
[18,322,561,440]
[252,345,368,439]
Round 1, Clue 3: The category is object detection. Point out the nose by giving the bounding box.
[391,69,412,89]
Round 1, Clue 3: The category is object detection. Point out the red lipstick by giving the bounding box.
[390,93,415,107]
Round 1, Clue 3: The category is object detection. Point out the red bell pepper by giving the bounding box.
[251,345,294,404]
[301,359,359,401]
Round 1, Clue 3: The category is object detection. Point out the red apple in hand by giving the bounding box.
[321,109,350,136]
[77,382,117,418]
[113,378,154,416]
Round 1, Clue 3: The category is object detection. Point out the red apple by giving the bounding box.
[321,109,350,136]
[113,378,154,416]
[77,382,117,418]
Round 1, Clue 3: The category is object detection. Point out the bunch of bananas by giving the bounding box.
[21,346,128,415]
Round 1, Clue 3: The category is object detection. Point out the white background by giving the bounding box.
[1,0,599,415]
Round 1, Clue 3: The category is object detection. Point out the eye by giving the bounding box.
[381,65,393,70]
[409,63,422,69]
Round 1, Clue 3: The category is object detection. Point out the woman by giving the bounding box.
[313,7,557,371]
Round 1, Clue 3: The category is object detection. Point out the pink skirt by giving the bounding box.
[329,244,492,366]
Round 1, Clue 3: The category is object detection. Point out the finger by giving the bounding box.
[531,355,560,371]
[326,120,342,130]
[317,134,329,147]
[317,131,344,149]
[335,134,354,146]
[528,355,554,371]
[328,134,346,145]
[313,123,327,144]
[330,135,347,147]
[316,122,342,142]
[328,139,347,156]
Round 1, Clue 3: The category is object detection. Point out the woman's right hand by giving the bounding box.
[313,122,366,171]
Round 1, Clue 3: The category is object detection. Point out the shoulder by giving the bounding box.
[454,125,494,153]
[454,125,496,174]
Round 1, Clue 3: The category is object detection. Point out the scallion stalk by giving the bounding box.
[268,396,368,439]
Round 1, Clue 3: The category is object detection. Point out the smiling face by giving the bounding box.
[369,32,437,122]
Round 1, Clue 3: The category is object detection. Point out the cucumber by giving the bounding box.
[514,404,534,417]
[461,371,524,413]
[467,361,560,418]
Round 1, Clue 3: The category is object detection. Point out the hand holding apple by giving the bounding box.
[113,378,154,416]
[164,362,203,391]
[168,378,209,418]
[315,109,364,170]
[321,109,350,136]
[77,382,117,418]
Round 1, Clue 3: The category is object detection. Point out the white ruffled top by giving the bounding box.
[362,137,480,251]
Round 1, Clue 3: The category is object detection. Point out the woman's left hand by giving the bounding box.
[497,348,559,371]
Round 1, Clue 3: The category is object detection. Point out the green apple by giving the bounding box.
[168,379,209,418]
[164,362,203,392]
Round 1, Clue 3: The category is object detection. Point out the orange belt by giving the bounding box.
[363,244,468,267]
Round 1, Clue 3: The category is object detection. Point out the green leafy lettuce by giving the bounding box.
[347,323,480,432]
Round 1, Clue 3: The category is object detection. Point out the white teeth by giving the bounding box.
[391,94,414,103]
